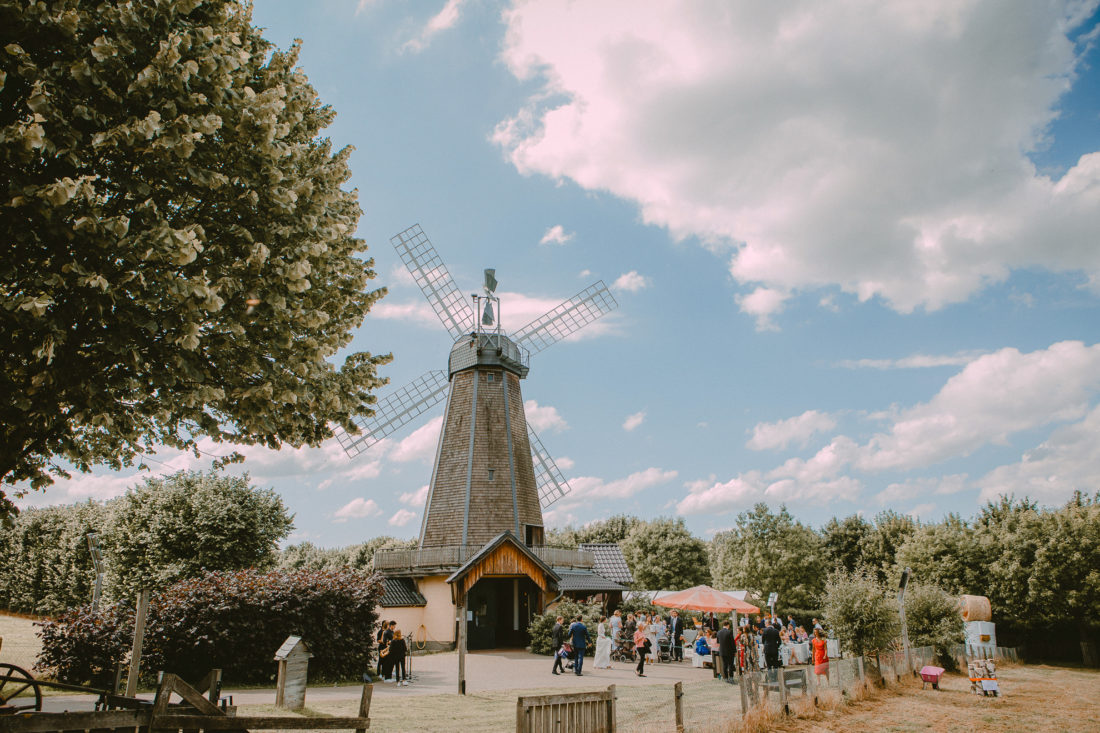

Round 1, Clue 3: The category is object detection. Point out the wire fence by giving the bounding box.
[524,644,1023,732]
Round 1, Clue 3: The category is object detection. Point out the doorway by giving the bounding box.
[466,577,541,649]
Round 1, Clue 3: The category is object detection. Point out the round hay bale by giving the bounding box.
[960,595,992,622]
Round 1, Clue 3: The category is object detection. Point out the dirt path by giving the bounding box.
[769,664,1100,733]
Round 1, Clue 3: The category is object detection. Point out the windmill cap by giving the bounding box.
[449,332,529,378]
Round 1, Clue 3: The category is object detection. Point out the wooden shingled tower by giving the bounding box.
[336,224,618,549]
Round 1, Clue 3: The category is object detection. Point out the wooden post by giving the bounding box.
[673,681,684,732]
[125,589,150,698]
[737,671,749,716]
[857,656,865,686]
[457,596,467,696]
[778,668,788,715]
[355,684,373,733]
[607,684,616,732]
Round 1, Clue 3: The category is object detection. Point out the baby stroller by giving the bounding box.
[559,642,576,670]
[610,630,635,663]
[657,636,672,663]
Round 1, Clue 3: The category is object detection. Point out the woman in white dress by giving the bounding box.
[594,615,612,669]
[646,614,660,662]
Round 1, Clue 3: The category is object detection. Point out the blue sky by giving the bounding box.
[23,1,1100,547]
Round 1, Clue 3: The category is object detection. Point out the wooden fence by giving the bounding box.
[0,673,372,733]
[516,685,616,733]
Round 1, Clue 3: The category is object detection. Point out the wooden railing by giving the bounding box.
[372,545,595,572]
[516,685,615,733]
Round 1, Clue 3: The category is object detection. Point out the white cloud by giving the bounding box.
[334,497,382,522]
[403,0,469,53]
[747,410,837,451]
[494,1,1100,324]
[525,400,568,433]
[908,503,938,521]
[735,287,788,331]
[556,456,575,470]
[874,474,970,504]
[389,416,443,463]
[976,404,1100,504]
[370,300,445,329]
[855,341,1100,472]
[622,411,646,431]
[612,271,651,292]
[544,466,678,525]
[836,351,987,370]
[579,269,592,278]
[388,508,419,527]
[540,224,575,245]
[399,485,430,506]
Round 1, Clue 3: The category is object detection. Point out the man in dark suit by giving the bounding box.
[717,619,736,681]
[550,615,565,674]
[761,621,781,679]
[380,620,397,681]
[568,615,588,676]
[668,610,685,661]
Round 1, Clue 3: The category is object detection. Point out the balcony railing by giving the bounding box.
[372,544,595,572]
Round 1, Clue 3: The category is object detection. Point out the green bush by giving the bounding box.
[822,568,899,658]
[904,582,964,670]
[36,567,383,684]
[527,600,603,655]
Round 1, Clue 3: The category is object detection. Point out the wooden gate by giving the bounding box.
[516,685,615,733]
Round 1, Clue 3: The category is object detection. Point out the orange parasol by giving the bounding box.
[652,585,760,614]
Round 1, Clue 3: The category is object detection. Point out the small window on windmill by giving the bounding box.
[486,372,495,382]
[487,468,495,481]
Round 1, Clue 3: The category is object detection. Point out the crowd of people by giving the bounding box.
[548,609,832,684]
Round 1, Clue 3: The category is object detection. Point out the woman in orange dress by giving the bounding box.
[811,627,829,683]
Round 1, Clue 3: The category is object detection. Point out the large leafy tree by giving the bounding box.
[822,568,899,658]
[822,514,872,573]
[620,517,710,590]
[861,510,919,583]
[0,0,389,516]
[710,503,826,609]
[104,469,293,599]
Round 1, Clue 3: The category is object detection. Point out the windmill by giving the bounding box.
[336,224,618,550]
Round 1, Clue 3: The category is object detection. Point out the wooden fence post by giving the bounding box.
[777,668,788,715]
[124,589,150,698]
[737,672,749,716]
[356,684,372,733]
[607,684,616,732]
[857,656,865,687]
[673,681,684,732]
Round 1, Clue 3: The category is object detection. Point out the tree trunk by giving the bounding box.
[1081,626,1098,668]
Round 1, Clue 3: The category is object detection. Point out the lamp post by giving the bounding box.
[898,567,912,674]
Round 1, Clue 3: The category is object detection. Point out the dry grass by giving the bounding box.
[0,611,42,671]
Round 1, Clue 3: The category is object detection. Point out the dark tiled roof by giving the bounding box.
[380,576,427,607]
[555,568,627,593]
[578,543,634,584]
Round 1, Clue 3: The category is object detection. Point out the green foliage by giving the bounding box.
[821,514,872,573]
[904,582,964,670]
[621,517,710,590]
[36,567,383,684]
[104,470,293,600]
[544,515,641,548]
[861,511,919,583]
[1024,492,1100,631]
[0,501,109,614]
[527,599,603,655]
[894,514,982,594]
[822,568,899,658]
[0,0,390,515]
[0,470,292,614]
[710,503,825,608]
[277,536,417,572]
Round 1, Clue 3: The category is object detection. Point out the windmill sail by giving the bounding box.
[392,224,475,340]
[512,281,618,354]
[335,370,449,457]
[527,426,572,508]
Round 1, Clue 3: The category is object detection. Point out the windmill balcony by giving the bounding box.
[373,545,595,575]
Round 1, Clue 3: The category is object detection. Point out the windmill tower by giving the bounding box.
[336,224,620,651]
[337,224,617,547]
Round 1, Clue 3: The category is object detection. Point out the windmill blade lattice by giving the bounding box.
[335,370,449,457]
[528,426,572,508]
[513,281,618,354]
[392,224,475,340]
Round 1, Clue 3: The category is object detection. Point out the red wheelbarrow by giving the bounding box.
[920,665,945,690]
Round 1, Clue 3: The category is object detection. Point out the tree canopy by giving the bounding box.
[710,502,826,609]
[620,517,710,590]
[0,0,388,516]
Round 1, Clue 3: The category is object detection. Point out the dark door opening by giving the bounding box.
[466,577,541,649]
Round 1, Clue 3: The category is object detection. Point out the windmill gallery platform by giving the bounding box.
[336,225,630,651]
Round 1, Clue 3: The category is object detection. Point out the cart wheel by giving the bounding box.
[0,663,43,713]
